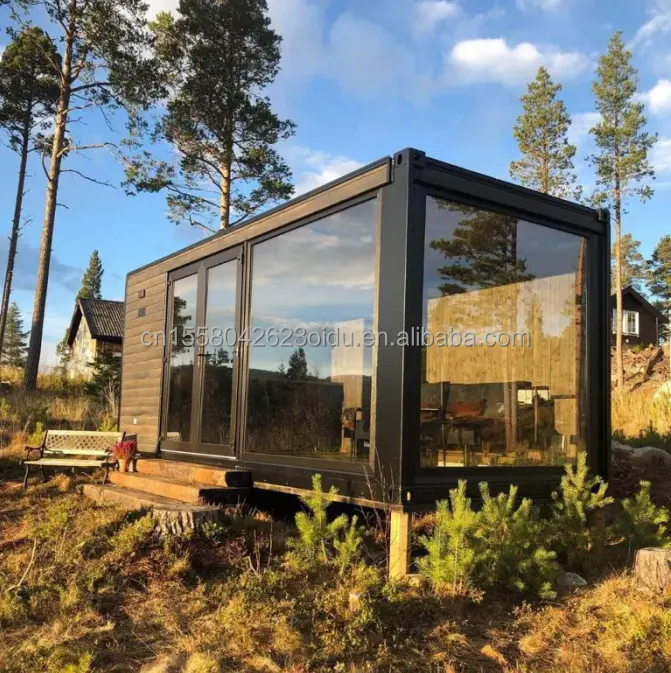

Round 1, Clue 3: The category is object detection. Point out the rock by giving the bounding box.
[634,548,671,593]
[611,440,671,467]
[612,440,634,455]
[557,572,587,588]
[630,446,671,467]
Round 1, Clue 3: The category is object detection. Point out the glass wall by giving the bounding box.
[420,196,587,467]
[200,260,238,446]
[245,199,376,461]
[166,274,198,442]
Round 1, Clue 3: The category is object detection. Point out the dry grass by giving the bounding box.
[513,574,671,672]
[612,386,671,449]
[0,473,669,673]
[0,366,113,452]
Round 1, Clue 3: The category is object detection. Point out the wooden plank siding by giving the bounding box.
[119,158,392,456]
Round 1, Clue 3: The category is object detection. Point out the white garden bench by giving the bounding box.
[22,430,125,488]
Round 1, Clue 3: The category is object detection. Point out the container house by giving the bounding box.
[119,148,611,524]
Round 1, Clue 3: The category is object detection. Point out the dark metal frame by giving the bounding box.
[237,192,379,476]
[161,246,244,460]
[396,151,611,508]
[127,148,610,511]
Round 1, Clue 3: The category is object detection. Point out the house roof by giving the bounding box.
[611,285,669,323]
[67,298,125,346]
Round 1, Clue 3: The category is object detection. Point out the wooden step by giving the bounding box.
[136,458,252,488]
[83,483,207,510]
[82,484,225,535]
[108,471,248,505]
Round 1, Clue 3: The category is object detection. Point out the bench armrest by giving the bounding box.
[24,445,43,459]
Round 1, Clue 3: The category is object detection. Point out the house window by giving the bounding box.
[612,308,640,336]
[624,310,639,336]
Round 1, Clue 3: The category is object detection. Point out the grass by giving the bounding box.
[611,386,671,450]
[1,364,670,671]
[0,366,116,453]
[0,466,670,673]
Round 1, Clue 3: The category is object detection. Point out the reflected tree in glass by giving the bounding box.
[167,277,197,442]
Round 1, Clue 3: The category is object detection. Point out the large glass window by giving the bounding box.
[166,274,198,442]
[245,199,376,461]
[420,196,587,467]
[200,260,238,445]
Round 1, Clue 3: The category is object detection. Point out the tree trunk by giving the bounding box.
[23,4,75,390]
[614,185,624,388]
[0,113,31,363]
[219,131,233,230]
[634,548,671,593]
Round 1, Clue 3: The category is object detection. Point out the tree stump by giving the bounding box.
[633,548,671,593]
[152,506,223,536]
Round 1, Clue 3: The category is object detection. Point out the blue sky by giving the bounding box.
[1,0,671,367]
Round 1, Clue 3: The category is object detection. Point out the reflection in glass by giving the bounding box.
[166,274,198,442]
[420,196,587,467]
[246,199,376,461]
[200,261,238,445]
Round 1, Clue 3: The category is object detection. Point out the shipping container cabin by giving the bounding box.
[120,148,610,526]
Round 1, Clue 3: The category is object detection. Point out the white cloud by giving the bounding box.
[569,111,601,145]
[651,137,671,173]
[326,13,433,98]
[267,0,327,82]
[446,38,589,86]
[287,147,363,195]
[630,0,671,50]
[268,3,435,100]
[639,79,671,114]
[516,0,565,11]
[413,1,461,35]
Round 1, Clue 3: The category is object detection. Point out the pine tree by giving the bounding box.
[611,233,647,293]
[22,0,162,390]
[551,453,613,570]
[124,0,296,232]
[78,250,104,299]
[417,481,479,595]
[648,235,671,322]
[510,66,581,200]
[1,302,28,367]
[287,347,308,381]
[589,32,657,388]
[0,28,59,365]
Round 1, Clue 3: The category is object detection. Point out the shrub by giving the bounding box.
[285,474,362,573]
[614,481,670,555]
[418,481,559,598]
[550,452,613,570]
[27,421,45,447]
[417,481,478,596]
[333,515,364,575]
[474,483,560,599]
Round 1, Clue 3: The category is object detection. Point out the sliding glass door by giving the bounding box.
[161,248,242,458]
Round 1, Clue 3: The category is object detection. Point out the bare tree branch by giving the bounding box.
[61,168,115,188]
